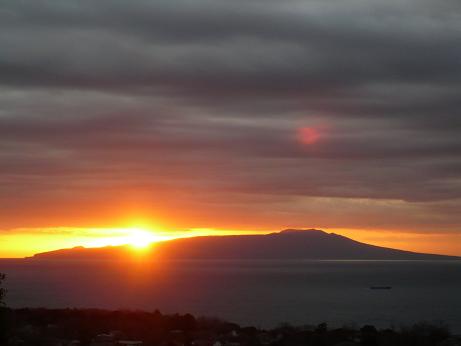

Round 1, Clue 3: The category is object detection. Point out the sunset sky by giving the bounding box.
[1,0,461,257]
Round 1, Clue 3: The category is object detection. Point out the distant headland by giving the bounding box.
[30,229,460,261]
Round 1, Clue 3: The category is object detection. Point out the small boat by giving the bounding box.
[370,286,392,290]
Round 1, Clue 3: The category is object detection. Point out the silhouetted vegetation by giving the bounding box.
[0,307,457,346]
[0,273,6,306]
[0,273,8,344]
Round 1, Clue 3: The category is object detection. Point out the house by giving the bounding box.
[67,341,81,346]
[117,341,143,346]
[90,332,117,346]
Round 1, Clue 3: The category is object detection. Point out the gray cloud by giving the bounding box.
[0,0,461,232]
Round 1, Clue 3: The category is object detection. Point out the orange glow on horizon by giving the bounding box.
[0,226,260,258]
[0,225,460,258]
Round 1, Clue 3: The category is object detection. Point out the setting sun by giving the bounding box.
[125,228,161,249]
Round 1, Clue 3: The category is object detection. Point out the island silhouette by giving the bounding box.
[30,229,460,260]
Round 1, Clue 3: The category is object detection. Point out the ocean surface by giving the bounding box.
[1,259,460,331]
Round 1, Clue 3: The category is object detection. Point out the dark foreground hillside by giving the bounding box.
[0,308,458,346]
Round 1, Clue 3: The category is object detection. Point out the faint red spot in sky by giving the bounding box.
[298,126,321,145]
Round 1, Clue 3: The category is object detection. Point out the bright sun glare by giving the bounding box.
[82,225,175,250]
[126,228,162,249]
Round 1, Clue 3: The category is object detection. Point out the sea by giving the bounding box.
[1,259,460,332]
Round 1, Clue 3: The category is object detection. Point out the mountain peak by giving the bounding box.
[277,229,328,235]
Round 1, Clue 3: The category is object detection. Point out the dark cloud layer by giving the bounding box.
[1,0,461,231]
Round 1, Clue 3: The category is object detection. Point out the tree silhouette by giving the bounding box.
[0,273,7,344]
[0,273,5,306]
